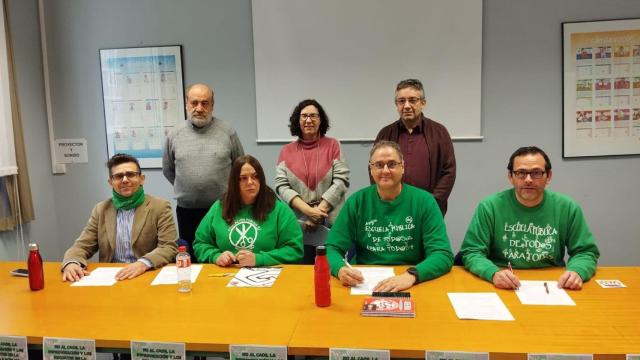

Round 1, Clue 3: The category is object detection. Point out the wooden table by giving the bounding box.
[289,266,640,359]
[0,262,313,353]
[1,262,638,358]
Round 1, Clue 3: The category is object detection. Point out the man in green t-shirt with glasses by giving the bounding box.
[326,140,453,293]
[460,146,600,290]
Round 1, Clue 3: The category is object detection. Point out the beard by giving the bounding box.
[188,112,213,127]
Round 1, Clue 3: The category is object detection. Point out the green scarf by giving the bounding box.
[112,186,145,210]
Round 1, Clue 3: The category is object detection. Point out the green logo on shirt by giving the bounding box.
[229,219,260,250]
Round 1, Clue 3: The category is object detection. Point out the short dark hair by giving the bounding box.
[507,146,552,172]
[288,99,330,138]
[370,140,404,162]
[396,79,425,99]
[222,155,276,224]
[107,153,141,175]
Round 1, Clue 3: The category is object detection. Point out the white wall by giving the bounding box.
[1,0,638,266]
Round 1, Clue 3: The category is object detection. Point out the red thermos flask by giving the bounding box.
[27,243,44,291]
[314,245,331,307]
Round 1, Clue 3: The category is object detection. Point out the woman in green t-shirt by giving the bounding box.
[193,155,303,267]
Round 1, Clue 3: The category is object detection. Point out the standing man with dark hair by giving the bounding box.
[460,146,600,290]
[62,153,177,282]
[374,79,456,215]
[163,83,244,261]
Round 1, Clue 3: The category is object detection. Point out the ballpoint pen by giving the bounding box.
[207,273,235,277]
[508,261,519,290]
[343,254,353,269]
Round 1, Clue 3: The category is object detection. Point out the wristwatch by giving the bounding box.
[406,267,419,284]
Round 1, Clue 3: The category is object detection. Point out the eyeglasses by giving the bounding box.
[394,97,423,106]
[300,113,320,120]
[511,169,546,180]
[110,171,140,181]
[369,161,402,170]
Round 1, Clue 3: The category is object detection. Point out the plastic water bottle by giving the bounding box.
[176,246,191,293]
[314,245,331,307]
[27,243,44,291]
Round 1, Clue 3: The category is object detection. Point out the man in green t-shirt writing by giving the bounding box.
[460,146,600,290]
[326,141,453,292]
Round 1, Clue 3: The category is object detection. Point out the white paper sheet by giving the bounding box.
[350,267,395,295]
[516,280,576,305]
[227,267,282,287]
[150,264,203,285]
[70,267,123,286]
[447,292,515,321]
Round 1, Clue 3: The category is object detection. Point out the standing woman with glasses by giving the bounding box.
[275,99,350,264]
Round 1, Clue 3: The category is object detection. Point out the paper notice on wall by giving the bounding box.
[55,139,88,163]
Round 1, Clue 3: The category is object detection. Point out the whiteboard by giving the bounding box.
[252,0,482,142]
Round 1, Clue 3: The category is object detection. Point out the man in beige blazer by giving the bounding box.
[62,153,178,282]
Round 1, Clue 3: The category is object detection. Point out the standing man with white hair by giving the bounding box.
[163,83,244,261]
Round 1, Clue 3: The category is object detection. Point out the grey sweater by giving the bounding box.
[163,117,244,208]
